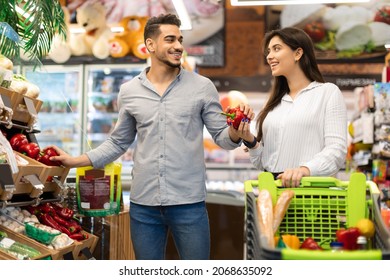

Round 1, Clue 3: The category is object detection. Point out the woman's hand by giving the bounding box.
[227,103,255,143]
[277,167,310,188]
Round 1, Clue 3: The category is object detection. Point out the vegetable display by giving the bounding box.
[0,231,41,260]
[25,203,87,241]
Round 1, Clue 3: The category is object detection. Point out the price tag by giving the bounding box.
[0,93,11,108]
[0,237,16,249]
[23,96,37,116]
[0,164,15,190]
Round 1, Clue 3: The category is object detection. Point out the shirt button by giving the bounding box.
[160,118,163,121]
[160,155,163,158]
[160,136,163,140]
[160,173,163,177]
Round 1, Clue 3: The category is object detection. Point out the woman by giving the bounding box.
[236,27,347,187]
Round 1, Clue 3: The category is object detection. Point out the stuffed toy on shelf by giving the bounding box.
[69,1,114,60]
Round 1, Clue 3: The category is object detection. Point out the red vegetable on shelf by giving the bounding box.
[220,106,250,129]
[19,142,40,159]
[38,203,55,215]
[37,147,62,166]
[51,214,81,233]
[69,232,89,241]
[9,133,29,151]
[40,213,62,232]
[51,202,74,219]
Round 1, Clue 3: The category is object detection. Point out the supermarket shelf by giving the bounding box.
[88,92,118,97]
[0,120,40,133]
[206,163,256,170]
[87,112,118,119]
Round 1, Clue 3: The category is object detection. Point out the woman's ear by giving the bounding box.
[295,47,303,61]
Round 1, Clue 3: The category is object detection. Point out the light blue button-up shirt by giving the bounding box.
[86,67,240,206]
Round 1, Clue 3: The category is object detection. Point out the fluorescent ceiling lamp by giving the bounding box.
[231,0,370,6]
[172,0,192,30]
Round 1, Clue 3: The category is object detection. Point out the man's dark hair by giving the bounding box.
[144,14,181,43]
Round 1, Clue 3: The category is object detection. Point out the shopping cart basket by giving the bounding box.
[244,172,390,260]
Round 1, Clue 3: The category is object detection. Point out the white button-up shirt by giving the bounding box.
[248,81,347,176]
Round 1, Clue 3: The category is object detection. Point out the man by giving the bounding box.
[51,13,254,260]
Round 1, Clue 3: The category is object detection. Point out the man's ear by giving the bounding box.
[145,38,154,53]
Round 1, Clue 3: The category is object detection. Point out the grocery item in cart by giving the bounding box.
[245,172,390,260]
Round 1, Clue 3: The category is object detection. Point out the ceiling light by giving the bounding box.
[230,0,370,6]
[172,0,192,30]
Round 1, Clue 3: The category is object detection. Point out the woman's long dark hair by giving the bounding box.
[256,27,325,141]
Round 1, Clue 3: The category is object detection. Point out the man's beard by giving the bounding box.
[162,58,181,68]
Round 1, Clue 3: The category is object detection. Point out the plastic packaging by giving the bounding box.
[357,236,368,250]
[330,241,344,252]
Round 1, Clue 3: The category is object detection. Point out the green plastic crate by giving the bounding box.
[244,172,390,260]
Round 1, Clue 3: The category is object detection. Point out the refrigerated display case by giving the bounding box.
[24,65,83,157]
[83,64,146,172]
[23,63,146,183]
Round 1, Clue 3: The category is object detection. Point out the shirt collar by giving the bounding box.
[282,81,323,101]
[139,66,184,82]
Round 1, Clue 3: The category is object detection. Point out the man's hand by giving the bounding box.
[48,146,91,168]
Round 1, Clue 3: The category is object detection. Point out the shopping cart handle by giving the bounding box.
[300,176,342,187]
[273,176,342,187]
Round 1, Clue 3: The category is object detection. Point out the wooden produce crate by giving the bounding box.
[40,164,70,185]
[0,224,77,260]
[12,152,70,199]
[0,86,42,126]
[0,225,52,260]
[72,231,99,260]
[18,151,70,185]
[7,152,46,199]
[0,87,13,123]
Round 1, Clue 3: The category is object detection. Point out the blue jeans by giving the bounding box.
[129,201,210,260]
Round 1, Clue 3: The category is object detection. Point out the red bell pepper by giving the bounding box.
[39,213,62,232]
[221,106,251,129]
[38,203,55,215]
[9,133,29,151]
[336,227,361,250]
[50,202,74,219]
[51,213,81,233]
[69,232,89,241]
[25,205,41,216]
[36,147,61,166]
[300,237,322,250]
[19,142,40,159]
